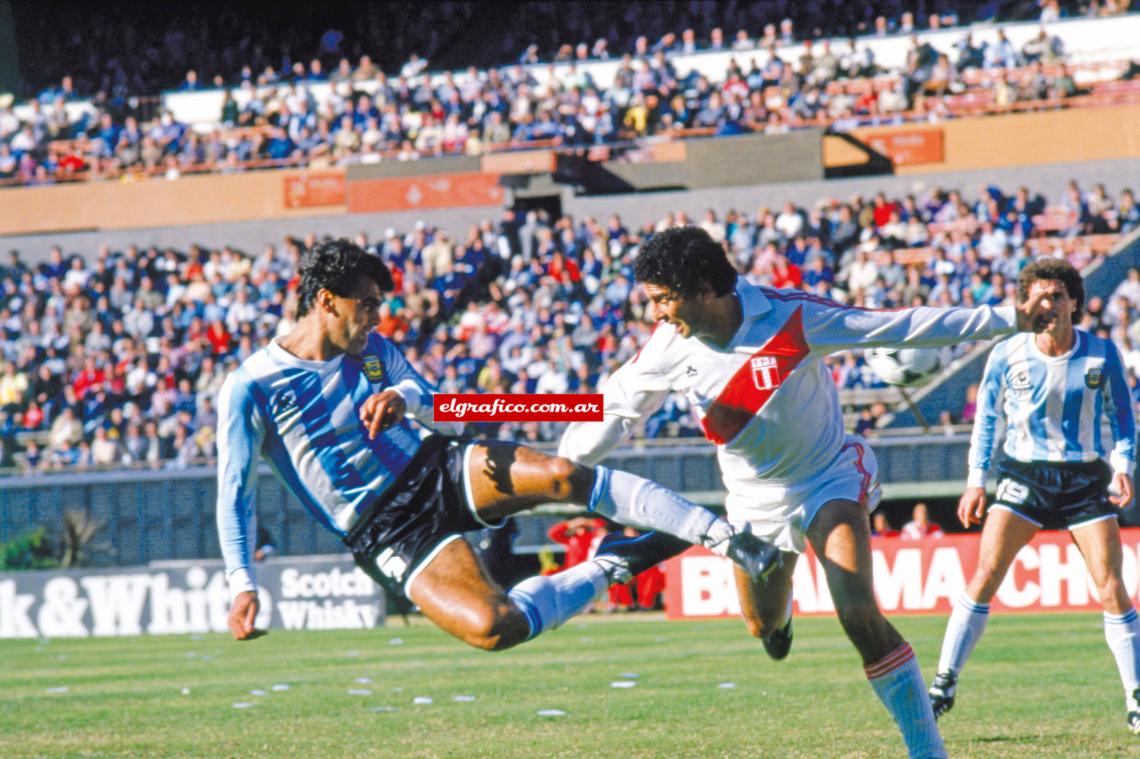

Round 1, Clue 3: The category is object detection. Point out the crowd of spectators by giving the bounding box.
[0,178,1132,474]
[14,2,1111,101]
[4,3,1137,185]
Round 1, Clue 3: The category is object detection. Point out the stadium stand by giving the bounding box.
[4,8,1140,185]
[1,3,1139,564]
[10,2,1102,99]
[0,175,1133,475]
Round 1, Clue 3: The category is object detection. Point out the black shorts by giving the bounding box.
[991,458,1116,530]
[344,434,487,597]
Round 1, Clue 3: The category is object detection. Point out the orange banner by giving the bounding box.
[865,127,944,166]
[283,171,347,208]
[347,173,504,213]
[481,150,556,175]
[665,528,1140,618]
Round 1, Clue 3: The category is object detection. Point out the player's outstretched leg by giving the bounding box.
[594,530,690,576]
[407,537,625,650]
[808,499,947,759]
[930,508,1038,719]
[465,441,779,580]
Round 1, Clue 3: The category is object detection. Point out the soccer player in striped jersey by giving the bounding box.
[216,239,778,651]
[929,258,1140,733]
[560,227,1050,759]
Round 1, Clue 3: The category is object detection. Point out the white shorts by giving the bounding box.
[725,435,882,554]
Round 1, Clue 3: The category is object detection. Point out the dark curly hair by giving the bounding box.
[1017,257,1085,316]
[633,226,738,298]
[295,239,393,318]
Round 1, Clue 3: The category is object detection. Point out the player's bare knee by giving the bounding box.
[545,456,588,502]
[970,562,1006,598]
[1097,576,1131,613]
[835,598,886,641]
[462,603,529,651]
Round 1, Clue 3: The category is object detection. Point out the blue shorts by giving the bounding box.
[344,435,490,598]
[991,459,1116,531]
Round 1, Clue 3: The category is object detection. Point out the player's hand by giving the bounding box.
[1015,289,1055,333]
[957,486,987,528]
[360,390,407,439]
[228,591,262,641]
[1109,473,1134,508]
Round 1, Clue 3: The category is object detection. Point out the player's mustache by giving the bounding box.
[1032,311,1057,331]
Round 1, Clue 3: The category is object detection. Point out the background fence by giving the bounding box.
[0,436,997,567]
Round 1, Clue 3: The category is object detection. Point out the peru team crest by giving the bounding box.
[362,355,385,383]
[750,356,781,390]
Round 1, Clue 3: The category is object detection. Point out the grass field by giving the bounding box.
[2,612,1139,758]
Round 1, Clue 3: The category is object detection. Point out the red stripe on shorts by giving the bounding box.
[841,440,873,506]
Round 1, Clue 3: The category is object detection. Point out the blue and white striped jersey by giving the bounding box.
[967,330,1136,487]
[216,332,462,598]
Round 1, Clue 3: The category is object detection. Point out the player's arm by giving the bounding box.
[216,372,266,640]
[558,338,672,466]
[798,294,1049,356]
[961,348,1006,527]
[362,335,464,437]
[1102,341,1136,507]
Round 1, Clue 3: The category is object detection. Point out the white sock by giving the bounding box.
[507,560,609,639]
[1104,608,1140,710]
[936,594,990,676]
[865,643,947,759]
[589,466,732,549]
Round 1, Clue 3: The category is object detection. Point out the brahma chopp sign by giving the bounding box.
[664,529,1140,619]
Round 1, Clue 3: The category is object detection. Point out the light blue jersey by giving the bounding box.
[968,330,1136,487]
[216,332,462,598]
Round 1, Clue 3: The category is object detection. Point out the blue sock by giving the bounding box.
[507,561,609,640]
[588,466,731,548]
[865,643,946,759]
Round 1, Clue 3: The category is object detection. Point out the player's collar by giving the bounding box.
[267,336,344,370]
[736,279,773,321]
[718,279,773,349]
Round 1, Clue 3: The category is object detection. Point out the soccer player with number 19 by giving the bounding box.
[929,258,1140,734]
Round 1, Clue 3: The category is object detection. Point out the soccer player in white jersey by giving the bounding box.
[216,239,778,651]
[929,258,1139,733]
[559,227,1049,759]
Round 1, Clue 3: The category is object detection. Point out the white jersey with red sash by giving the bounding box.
[561,280,1017,513]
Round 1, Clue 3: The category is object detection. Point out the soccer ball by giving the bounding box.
[864,347,941,387]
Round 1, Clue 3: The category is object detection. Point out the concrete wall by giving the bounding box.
[839,104,1140,176]
[0,168,346,236]
[6,155,1140,263]
[564,156,1140,225]
[0,205,505,260]
[603,131,823,190]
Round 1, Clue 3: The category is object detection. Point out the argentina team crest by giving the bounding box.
[1086,366,1103,389]
[750,356,781,390]
[1007,367,1032,398]
[362,355,385,383]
